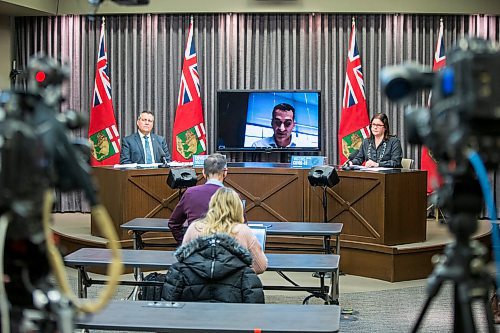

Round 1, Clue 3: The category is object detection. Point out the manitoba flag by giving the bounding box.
[172,18,207,162]
[338,19,370,165]
[88,18,120,166]
[422,19,446,194]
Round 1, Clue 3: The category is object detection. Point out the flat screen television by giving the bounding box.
[216,90,321,152]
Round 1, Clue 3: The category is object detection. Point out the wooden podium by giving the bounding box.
[92,165,426,246]
[91,167,189,239]
[91,163,306,239]
[307,169,427,245]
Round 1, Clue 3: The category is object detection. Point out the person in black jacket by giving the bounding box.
[348,113,402,168]
[161,233,265,303]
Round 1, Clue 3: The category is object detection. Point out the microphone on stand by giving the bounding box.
[342,149,360,170]
[152,138,169,168]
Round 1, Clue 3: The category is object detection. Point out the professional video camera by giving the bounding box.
[381,37,500,332]
[382,38,500,168]
[0,55,122,332]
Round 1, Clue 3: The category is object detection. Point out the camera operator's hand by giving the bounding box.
[365,160,380,168]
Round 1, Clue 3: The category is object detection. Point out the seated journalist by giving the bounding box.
[120,110,171,164]
[348,113,403,168]
[168,153,227,245]
[251,103,296,148]
[161,187,267,303]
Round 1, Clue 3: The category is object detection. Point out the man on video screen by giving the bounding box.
[251,103,296,148]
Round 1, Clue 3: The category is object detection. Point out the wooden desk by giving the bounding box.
[76,300,340,332]
[92,164,426,246]
[91,167,180,239]
[91,163,306,239]
[64,248,340,304]
[308,169,427,245]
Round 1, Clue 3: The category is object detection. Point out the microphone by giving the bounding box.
[156,143,169,168]
[342,149,360,170]
[160,154,169,167]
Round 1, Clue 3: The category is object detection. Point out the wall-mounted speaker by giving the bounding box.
[166,168,197,189]
[307,166,340,187]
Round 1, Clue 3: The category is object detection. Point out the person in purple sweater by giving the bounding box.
[168,153,227,245]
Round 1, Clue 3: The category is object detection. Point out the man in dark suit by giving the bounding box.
[168,153,227,245]
[120,110,171,164]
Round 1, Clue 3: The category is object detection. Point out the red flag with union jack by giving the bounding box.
[338,20,371,165]
[172,18,207,162]
[422,19,446,194]
[88,19,120,166]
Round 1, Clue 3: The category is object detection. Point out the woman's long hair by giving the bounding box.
[200,187,245,237]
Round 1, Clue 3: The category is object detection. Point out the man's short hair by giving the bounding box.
[272,103,295,121]
[137,110,155,121]
[203,153,227,176]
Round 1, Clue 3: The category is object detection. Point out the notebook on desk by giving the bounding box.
[248,225,267,251]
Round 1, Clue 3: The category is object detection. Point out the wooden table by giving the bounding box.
[76,300,340,332]
[121,218,343,255]
[64,248,340,304]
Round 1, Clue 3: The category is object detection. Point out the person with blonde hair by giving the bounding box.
[161,187,267,303]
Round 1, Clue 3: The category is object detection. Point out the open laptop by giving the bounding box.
[248,225,267,251]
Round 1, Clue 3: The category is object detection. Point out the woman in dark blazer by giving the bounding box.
[349,113,403,168]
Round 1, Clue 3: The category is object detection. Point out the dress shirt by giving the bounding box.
[139,132,156,163]
[251,135,297,148]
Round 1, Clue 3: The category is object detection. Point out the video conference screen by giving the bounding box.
[216,90,321,152]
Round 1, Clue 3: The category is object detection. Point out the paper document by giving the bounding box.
[169,161,194,167]
[113,163,137,169]
[359,167,394,171]
[113,163,163,169]
[136,163,161,169]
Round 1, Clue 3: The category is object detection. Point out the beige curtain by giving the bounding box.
[13,13,500,212]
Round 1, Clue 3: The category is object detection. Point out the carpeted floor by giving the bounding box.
[267,284,495,333]
[58,269,500,333]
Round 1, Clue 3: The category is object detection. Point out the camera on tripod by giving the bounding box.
[381,38,500,169]
[0,54,95,332]
[381,37,500,332]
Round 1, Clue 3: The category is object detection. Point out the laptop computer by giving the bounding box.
[248,225,267,251]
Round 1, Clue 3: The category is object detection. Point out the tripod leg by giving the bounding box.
[482,293,496,333]
[411,292,437,333]
[455,283,496,333]
[455,284,476,333]
[412,270,446,333]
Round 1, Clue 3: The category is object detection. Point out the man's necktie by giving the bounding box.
[144,136,153,164]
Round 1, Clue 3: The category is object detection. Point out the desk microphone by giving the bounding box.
[158,150,169,168]
[342,149,360,170]
[152,138,169,168]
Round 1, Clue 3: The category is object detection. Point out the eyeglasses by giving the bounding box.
[371,123,385,128]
